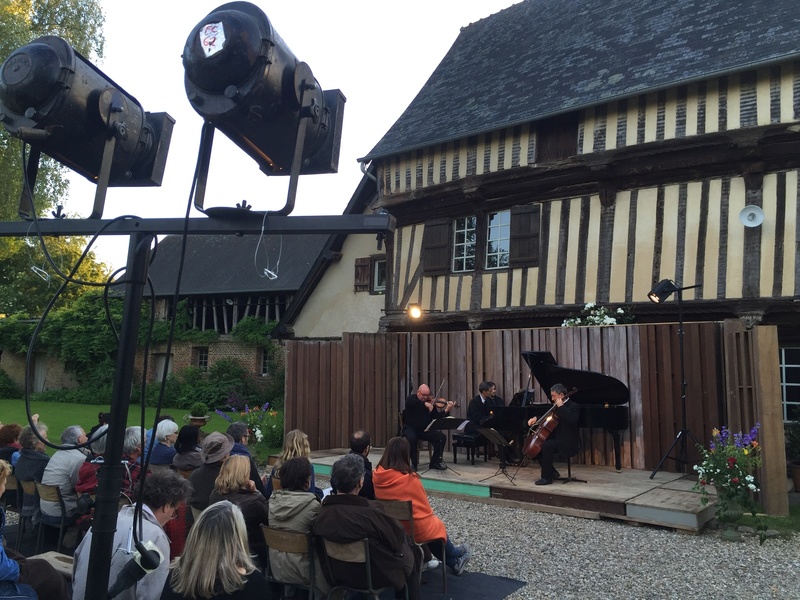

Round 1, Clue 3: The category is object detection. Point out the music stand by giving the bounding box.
[477,428,516,485]
[420,417,465,476]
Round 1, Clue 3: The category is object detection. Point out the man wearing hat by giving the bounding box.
[188,432,234,511]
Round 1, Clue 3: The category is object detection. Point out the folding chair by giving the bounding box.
[2,475,20,548]
[260,525,315,598]
[375,498,446,592]
[35,482,71,553]
[17,479,38,550]
[321,537,408,600]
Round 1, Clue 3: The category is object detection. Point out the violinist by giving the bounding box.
[526,383,580,485]
[402,384,454,471]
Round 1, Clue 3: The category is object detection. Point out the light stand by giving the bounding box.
[406,304,422,393]
[648,279,701,479]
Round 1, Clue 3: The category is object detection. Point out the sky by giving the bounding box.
[62,0,522,269]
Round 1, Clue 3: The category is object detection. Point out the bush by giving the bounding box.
[189,401,209,417]
[31,384,113,405]
[0,369,21,399]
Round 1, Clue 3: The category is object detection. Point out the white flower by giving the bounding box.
[584,302,596,309]
[617,308,624,314]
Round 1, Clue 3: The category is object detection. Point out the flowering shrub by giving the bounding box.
[216,401,284,448]
[561,303,635,327]
[693,424,766,543]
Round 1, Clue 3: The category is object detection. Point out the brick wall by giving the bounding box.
[0,352,79,392]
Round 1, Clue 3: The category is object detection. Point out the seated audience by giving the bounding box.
[268,456,328,598]
[88,411,109,440]
[1,458,72,599]
[72,469,190,600]
[188,432,234,511]
[172,426,203,472]
[149,420,179,466]
[0,424,22,463]
[208,455,270,567]
[14,423,50,525]
[76,424,143,497]
[265,429,322,498]
[314,453,422,600]
[160,500,273,600]
[227,422,269,499]
[40,425,88,525]
[373,436,472,576]
[331,430,374,499]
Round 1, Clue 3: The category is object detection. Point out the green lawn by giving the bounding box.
[0,398,279,463]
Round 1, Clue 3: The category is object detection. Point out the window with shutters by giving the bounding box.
[509,204,541,268]
[354,257,371,292]
[453,216,477,272]
[355,256,386,294]
[486,210,510,269]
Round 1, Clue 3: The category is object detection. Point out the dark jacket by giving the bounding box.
[14,449,50,517]
[466,394,492,433]
[554,399,581,457]
[403,392,444,434]
[313,494,418,593]
[188,462,223,510]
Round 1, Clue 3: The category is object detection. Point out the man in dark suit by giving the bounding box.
[527,383,580,485]
[402,384,454,470]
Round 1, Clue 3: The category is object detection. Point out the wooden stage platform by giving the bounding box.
[308,449,717,533]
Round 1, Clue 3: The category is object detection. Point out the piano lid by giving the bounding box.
[521,351,629,406]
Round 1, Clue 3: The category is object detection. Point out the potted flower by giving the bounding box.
[186,402,210,427]
[693,424,766,543]
[784,421,800,490]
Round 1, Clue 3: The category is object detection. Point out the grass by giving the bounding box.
[0,398,281,464]
[741,502,800,535]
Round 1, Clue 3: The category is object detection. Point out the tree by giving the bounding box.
[0,0,107,312]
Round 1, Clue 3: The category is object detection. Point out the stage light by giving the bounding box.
[0,36,174,219]
[648,279,680,304]
[183,1,345,215]
[408,304,423,320]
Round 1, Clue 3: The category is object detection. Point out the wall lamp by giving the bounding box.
[0,36,173,219]
[407,304,423,320]
[182,1,345,216]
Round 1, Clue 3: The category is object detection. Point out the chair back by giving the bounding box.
[270,476,282,491]
[34,482,62,504]
[19,479,36,496]
[322,537,367,563]
[375,499,415,540]
[4,474,18,492]
[2,475,18,512]
[260,525,314,591]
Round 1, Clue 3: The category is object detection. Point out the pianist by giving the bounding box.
[401,384,453,471]
[527,383,580,485]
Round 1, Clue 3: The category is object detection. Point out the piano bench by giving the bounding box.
[452,434,489,465]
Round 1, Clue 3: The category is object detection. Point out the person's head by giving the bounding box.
[175,426,200,454]
[61,425,87,447]
[123,426,143,458]
[202,432,235,464]
[214,455,251,495]
[19,424,48,452]
[550,383,568,402]
[331,453,365,495]
[156,420,179,445]
[226,422,249,446]
[279,456,311,491]
[416,384,432,401]
[349,430,371,456]
[479,381,493,397]
[487,381,497,397]
[138,469,191,526]
[0,459,10,496]
[167,501,256,598]
[89,424,109,455]
[0,424,22,446]
[377,436,414,475]
[96,411,108,425]
[279,429,311,462]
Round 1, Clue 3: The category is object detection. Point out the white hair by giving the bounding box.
[155,420,178,442]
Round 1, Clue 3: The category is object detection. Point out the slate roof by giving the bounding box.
[147,233,328,296]
[361,0,800,162]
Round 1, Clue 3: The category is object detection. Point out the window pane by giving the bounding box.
[781,347,800,423]
[452,216,476,273]
[373,259,386,292]
[486,209,510,269]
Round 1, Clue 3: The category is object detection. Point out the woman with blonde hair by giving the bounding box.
[160,501,271,599]
[265,429,322,498]
[208,456,270,567]
[373,436,472,576]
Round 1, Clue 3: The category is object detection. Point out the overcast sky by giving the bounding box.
[60,0,521,268]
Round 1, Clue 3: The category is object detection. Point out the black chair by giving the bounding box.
[2,475,20,549]
[321,537,408,600]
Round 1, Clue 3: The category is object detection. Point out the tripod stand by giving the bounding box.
[648,280,701,479]
[477,428,516,485]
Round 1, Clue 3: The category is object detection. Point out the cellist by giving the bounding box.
[526,383,581,485]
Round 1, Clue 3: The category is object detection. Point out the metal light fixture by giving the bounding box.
[0,36,173,219]
[648,279,681,304]
[182,2,345,216]
[408,304,423,320]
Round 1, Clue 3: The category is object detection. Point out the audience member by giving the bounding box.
[208,455,270,566]
[188,432,234,511]
[14,423,50,525]
[142,415,174,463]
[76,424,143,497]
[314,453,422,600]
[268,456,329,598]
[73,469,190,600]
[373,436,471,576]
[0,424,22,463]
[226,422,269,499]
[88,411,109,440]
[40,425,88,526]
[172,426,203,472]
[149,420,179,466]
[331,430,374,499]
[265,429,322,498]
[160,501,273,599]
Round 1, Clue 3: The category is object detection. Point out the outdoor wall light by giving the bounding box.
[182,1,345,216]
[0,36,174,219]
[408,304,423,320]
[647,279,681,304]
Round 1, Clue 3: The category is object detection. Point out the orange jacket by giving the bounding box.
[372,466,446,543]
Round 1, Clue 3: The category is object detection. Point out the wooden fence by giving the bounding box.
[285,321,786,513]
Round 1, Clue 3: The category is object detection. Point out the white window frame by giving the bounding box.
[452,216,476,272]
[780,346,800,421]
[486,210,511,269]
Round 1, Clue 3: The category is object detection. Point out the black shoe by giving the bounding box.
[552,470,561,480]
[535,478,553,485]
[430,461,447,470]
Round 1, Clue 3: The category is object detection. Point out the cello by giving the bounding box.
[521,388,577,459]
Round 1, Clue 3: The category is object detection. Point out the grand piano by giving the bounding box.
[484,350,630,471]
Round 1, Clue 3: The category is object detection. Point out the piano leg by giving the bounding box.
[610,430,622,472]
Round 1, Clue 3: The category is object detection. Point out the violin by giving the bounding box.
[427,380,460,409]
[521,388,577,459]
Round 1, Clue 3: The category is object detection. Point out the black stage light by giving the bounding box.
[182,1,345,215]
[0,36,174,219]
[647,279,681,304]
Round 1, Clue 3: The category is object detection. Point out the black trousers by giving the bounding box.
[402,426,446,468]
[538,437,561,480]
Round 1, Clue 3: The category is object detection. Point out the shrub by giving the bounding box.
[189,401,209,417]
[0,369,21,399]
[31,384,113,405]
